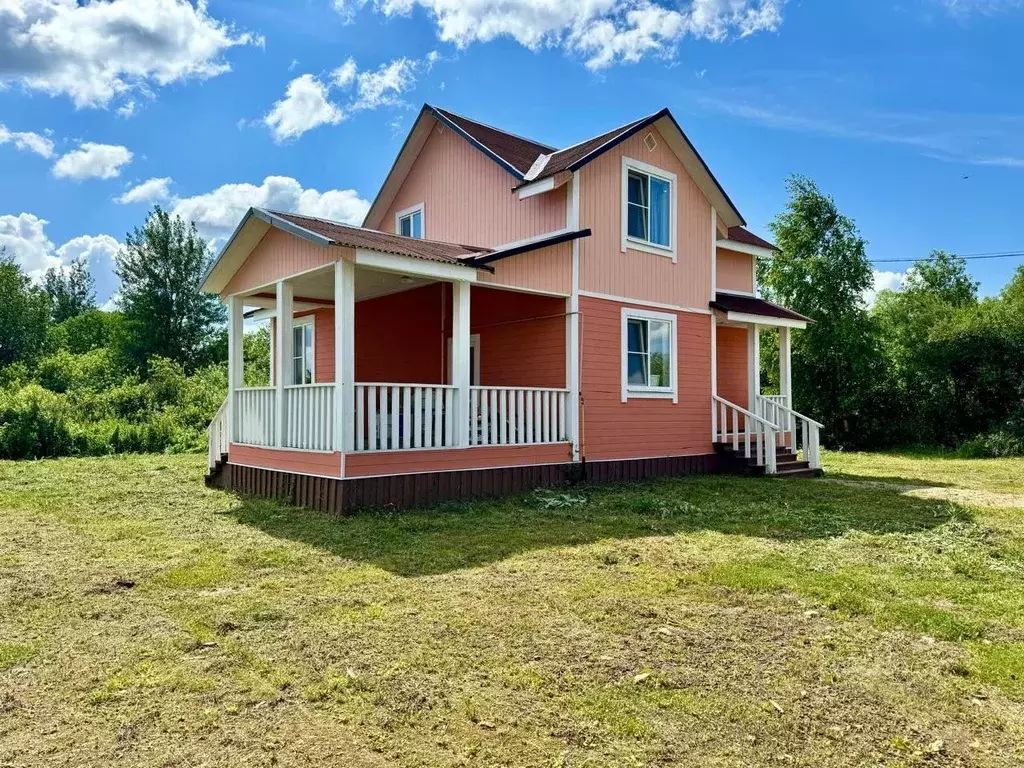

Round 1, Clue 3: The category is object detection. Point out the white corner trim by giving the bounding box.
[354,249,478,282]
[710,205,717,303]
[394,202,425,238]
[620,306,679,404]
[718,239,775,259]
[727,311,807,330]
[621,155,678,263]
[518,176,556,199]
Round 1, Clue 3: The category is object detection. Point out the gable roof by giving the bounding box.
[711,292,811,324]
[521,114,655,182]
[430,106,555,177]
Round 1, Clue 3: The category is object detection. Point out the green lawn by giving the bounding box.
[1,452,1023,766]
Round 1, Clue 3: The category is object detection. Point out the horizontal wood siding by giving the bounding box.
[222,229,345,298]
[717,248,754,294]
[381,122,566,248]
[578,126,712,309]
[716,325,749,409]
[580,295,712,461]
[344,443,570,478]
[229,443,342,477]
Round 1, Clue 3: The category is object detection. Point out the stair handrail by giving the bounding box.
[753,394,822,470]
[712,395,779,474]
[207,396,230,470]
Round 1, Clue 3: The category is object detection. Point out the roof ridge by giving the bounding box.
[546,111,659,159]
[429,104,556,152]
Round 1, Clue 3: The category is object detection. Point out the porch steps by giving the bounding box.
[205,453,229,488]
[713,442,822,478]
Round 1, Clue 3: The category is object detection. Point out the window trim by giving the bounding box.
[621,156,677,262]
[620,307,678,403]
[395,202,425,239]
[447,333,481,385]
[291,315,316,385]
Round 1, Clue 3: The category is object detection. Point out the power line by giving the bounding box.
[870,251,1024,264]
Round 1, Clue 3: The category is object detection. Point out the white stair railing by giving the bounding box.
[207,396,229,470]
[234,387,276,446]
[354,383,457,452]
[469,386,569,447]
[284,383,335,451]
[754,394,823,470]
[713,395,779,474]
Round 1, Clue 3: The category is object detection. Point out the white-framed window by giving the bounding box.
[396,203,425,239]
[621,157,676,260]
[447,334,481,385]
[620,307,677,402]
[291,317,315,385]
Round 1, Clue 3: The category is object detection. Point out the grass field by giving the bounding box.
[2,451,1023,766]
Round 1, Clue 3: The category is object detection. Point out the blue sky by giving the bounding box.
[2,0,1022,307]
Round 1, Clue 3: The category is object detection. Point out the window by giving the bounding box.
[620,308,677,402]
[621,157,676,259]
[396,203,424,239]
[292,320,314,385]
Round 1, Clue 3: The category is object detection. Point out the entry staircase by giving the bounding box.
[712,394,823,478]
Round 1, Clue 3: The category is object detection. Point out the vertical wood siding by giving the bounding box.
[579,295,712,460]
[716,248,754,294]
[478,241,572,295]
[578,126,713,309]
[381,124,567,247]
[716,325,749,409]
[221,229,344,297]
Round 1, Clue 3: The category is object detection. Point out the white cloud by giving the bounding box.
[116,100,137,118]
[865,270,907,307]
[171,175,371,246]
[52,142,133,180]
[940,0,1024,14]
[337,0,784,69]
[0,123,55,158]
[264,56,421,142]
[115,176,173,204]
[0,213,119,280]
[0,0,259,109]
[263,73,344,142]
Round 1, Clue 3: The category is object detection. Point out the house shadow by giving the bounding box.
[223,473,970,578]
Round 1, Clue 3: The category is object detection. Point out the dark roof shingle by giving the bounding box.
[726,226,777,251]
[526,114,654,182]
[431,107,554,176]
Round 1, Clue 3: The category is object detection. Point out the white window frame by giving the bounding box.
[620,307,678,403]
[395,202,425,239]
[621,156,677,262]
[447,333,481,385]
[290,315,316,385]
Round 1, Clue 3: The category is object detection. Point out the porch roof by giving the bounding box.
[711,291,811,328]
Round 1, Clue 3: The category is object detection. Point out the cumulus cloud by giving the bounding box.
[0,123,55,158]
[865,269,907,306]
[115,177,174,204]
[0,0,259,109]
[52,142,133,180]
[333,0,784,69]
[264,56,420,142]
[0,213,119,281]
[171,175,371,246]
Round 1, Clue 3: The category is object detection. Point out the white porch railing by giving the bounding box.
[207,397,229,469]
[713,395,779,474]
[354,384,457,452]
[755,394,822,470]
[284,383,335,451]
[235,387,276,446]
[470,386,569,447]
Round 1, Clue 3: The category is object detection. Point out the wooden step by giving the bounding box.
[773,467,822,479]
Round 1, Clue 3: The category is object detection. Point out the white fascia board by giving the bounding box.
[718,239,776,259]
[355,248,478,282]
[727,311,807,329]
[517,176,556,199]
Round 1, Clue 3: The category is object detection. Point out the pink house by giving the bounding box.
[201,105,821,512]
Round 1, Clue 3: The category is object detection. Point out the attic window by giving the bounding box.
[643,132,658,152]
[396,203,425,239]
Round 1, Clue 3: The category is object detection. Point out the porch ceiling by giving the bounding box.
[242,265,436,309]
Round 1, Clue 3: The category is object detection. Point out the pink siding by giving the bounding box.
[580,295,712,461]
[478,241,572,295]
[716,325,749,409]
[229,444,343,477]
[222,228,345,298]
[578,126,713,309]
[380,123,566,248]
[717,248,754,294]
[345,443,570,478]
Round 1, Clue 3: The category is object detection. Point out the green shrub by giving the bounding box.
[958,431,1024,458]
[0,385,80,459]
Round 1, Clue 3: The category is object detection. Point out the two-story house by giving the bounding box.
[201,105,821,512]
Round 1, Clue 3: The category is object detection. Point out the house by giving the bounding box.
[201,105,822,513]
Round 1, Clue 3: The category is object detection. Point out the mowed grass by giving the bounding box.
[1,452,1023,766]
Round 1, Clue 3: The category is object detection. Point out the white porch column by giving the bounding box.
[226,295,243,442]
[452,279,472,447]
[334,260,356,453]
[747,323,760,414]
[567,171,581,460]
[779,326,792,410]
[275,280,294,447]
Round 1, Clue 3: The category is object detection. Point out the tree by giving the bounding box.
[0,249,52,369]
[760,175,886,447]
[116,207,225,371]
[902,250,977,308]
[42,256,96,323]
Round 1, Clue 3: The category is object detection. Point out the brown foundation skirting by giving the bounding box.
[218,453,719,514]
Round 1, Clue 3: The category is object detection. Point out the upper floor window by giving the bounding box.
[621,157,676,260]
[620,308,677,402]
[396,203,424,239]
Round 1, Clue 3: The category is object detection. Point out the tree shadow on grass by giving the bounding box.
[223,474,972,578]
